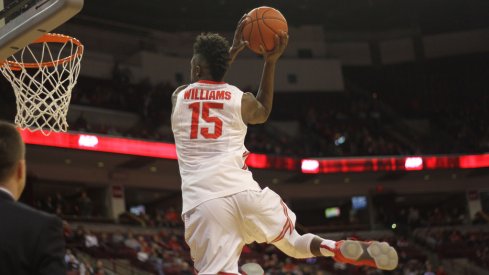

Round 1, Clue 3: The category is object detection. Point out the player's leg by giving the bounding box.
[237,187,328,260]
[237,188,398,271]
[273,229,398,270]
[273,230,333,258]
[183,197,245,274]
[327,239,399,270]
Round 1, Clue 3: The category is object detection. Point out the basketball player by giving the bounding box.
[171,15,398,274]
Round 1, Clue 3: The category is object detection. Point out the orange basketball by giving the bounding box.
[242,7,288,55]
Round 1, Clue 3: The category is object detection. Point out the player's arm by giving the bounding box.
[241,32,289,124]
[229,14,249,65]
[171,85,189,114]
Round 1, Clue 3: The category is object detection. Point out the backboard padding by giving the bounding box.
[0,0,83,61]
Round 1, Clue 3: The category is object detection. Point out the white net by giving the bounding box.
[0,33,83,135]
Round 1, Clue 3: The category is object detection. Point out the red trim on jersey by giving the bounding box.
[272,219,292,243]
[242,151,250,170]
[271,200,294,243]
[281,200,294,236]
[197,80,226,85]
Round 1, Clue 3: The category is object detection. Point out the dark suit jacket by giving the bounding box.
[0,190,66,275]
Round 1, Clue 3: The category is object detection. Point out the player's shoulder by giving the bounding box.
[171,84,190,107]
[225,84,250,99]
[172,84,189,97]
[226,83,244,92]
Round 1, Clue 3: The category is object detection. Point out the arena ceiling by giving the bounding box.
[80,0,489,34]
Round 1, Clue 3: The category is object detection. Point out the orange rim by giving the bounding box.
[2,33,84,71]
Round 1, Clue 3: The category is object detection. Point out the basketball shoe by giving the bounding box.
[323,240,398,270]
[241,263,264,275]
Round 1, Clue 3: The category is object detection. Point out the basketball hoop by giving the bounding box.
[0,33,84,135]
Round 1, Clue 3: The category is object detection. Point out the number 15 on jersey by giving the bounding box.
[188,102,224,139]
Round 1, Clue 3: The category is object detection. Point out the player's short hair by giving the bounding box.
[193,33,230,81]
[0,121,24,184]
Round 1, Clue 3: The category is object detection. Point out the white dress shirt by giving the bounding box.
[0,187,14,200]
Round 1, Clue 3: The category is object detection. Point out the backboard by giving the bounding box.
[0,0,83,61]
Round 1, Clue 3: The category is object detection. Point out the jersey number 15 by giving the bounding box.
[188,102,224,139]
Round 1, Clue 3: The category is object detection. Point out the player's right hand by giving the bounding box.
[229,14,249,64]
[259,31,289,64]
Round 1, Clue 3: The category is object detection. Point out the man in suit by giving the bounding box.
[0,121,66,275]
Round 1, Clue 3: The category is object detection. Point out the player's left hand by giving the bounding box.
[229,13,249,64]
[260,31,289,64]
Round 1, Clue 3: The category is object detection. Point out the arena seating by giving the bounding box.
[414,225,489,269]
[26,188,489,274]
[62,220,437,275]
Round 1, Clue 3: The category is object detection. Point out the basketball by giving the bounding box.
[242,6,288,54]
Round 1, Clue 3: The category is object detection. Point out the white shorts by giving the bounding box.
[183,187,296,274]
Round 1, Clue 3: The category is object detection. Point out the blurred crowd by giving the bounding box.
[296,97,411,157]
[345,53,489,155]
[414,226,489,270]
[44,218,476,275]
[35,191,95,217]
[70,65,174,142]
[28,189,489,274]
[64,224,191,275]
[62,222,450,275]
[69,66,414,157]
[34,190,183,229]
[377,204,469,229]
[68,54,489,158]
[65,249,108,275]
[239,234,436,275]
[118,207,183,228]
[4,54,487,157]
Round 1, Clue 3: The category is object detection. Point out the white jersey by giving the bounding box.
[171,80,261,214]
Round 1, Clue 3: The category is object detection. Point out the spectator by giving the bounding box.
[73,226,85,246]
[111,229,125,245]
[76,191,93,217]
[137,236,151,262]
[473,210,489,224]
[148,245,165,275]
[408,207,420,226]
[436,266,447,275]
[164,207,180,226]
[64,249,79,271]
[53,192,65,215]
[424,261,435,275]
[79,258,94,275]
[124,231,140,251]
[43,196,55,213]
[94,260,106,275]
[84,230,99,248]
[167,235,182,251]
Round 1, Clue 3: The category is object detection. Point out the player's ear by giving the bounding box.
[195,65,201,77]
